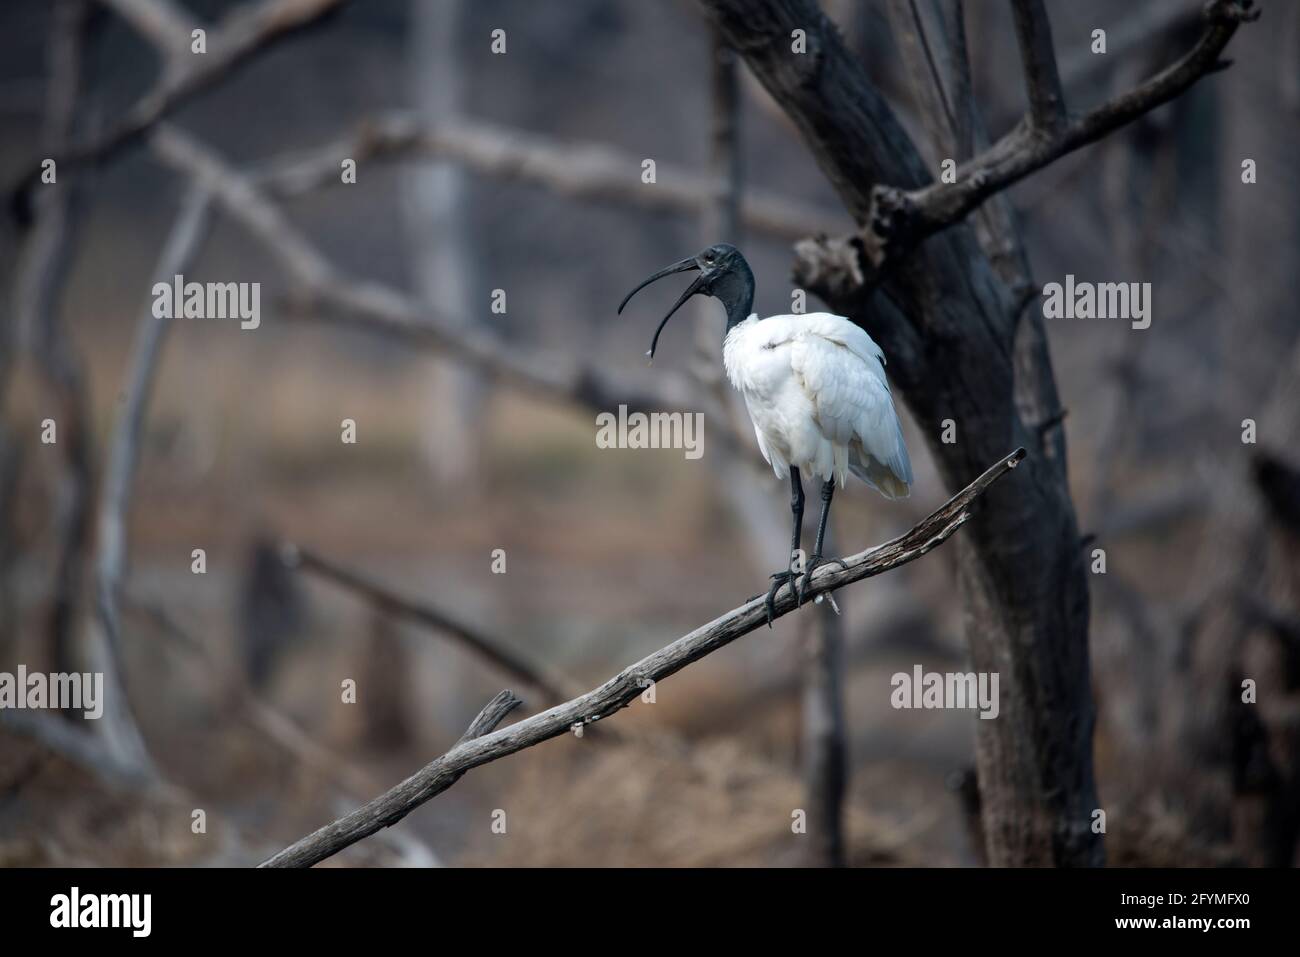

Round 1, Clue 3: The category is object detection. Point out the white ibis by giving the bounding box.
[619,243,913,624]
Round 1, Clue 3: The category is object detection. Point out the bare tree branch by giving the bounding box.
[6,0,157,779]
[885,0,975,164]
[0,708,159,788]
[148,124,753,452]
[8,0,346,210]
[856,0,1258,266]
[259,690,523,868]
[126,592,440,864]
[258,449,1025,868]
[990,1,1202,132]
[455,690,527,744]
[886,1,1035,297]
[1009,0,1067,133]
[11,0,95,666]
[101,0,194,51]
[254,112,845,243]
[95,184,212,704]
[280,544,581,706]
[889,2,1066,482]
[89,0,346,156]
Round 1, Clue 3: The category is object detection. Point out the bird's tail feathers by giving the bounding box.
[849,452,912,500]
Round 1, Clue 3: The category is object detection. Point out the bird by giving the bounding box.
[618,243,913,624]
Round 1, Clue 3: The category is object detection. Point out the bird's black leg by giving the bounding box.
[765,467,804,626]
[797,478,850,604]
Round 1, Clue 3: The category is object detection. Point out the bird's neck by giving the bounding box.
[719,272,755,338]
[723,294,753,333]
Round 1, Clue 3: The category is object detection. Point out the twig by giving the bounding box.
[259,690,522,868]
[281,544,580,706]
[1009,0,1067,133]
[258,448,1025,867]
[989,3,1202,133]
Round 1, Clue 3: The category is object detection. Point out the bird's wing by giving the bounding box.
[782,314,913,495]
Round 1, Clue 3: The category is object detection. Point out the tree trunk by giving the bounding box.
[700,0,1102,866]
[801,584,847,866]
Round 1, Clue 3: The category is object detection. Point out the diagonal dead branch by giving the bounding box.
[258,448,1025,868]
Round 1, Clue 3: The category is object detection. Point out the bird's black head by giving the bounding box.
[618,243,755,360]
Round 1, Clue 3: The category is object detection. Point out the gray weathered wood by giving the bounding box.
[258,449,1024,868]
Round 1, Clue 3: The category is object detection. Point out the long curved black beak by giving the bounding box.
[618,257,703,360]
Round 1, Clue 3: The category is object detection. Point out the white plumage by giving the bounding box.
[619,243,914,620]
[723,312,913,499]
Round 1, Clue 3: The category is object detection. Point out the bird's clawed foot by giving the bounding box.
[796,554,849,605]
[764,553,847,625]
[764,569,796,627]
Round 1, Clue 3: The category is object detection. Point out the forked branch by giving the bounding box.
[259,448,1026,867]
[8,0,346,212]
[858,0,1257,267]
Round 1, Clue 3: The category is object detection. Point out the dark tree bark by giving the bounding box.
[698,0,1252,867]
[697,0,1102,865]
[801,593,847,867]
